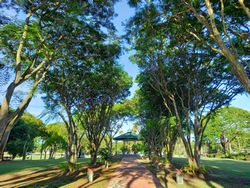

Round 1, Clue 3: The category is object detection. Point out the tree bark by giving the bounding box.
[90,149,98,166]
[190,0,250,93]
[49,147,53,159]
[67,129,78,166]
[0,122,14,161]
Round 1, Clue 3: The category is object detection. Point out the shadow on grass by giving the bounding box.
[172,157,250,187]
[0,158,90,175]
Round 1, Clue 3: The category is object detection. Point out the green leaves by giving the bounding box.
[6,113,44,158]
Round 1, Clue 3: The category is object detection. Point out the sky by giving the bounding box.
[3,0,249,131]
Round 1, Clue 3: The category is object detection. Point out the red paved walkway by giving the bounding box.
[107,156,163,188]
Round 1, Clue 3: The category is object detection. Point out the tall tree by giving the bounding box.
[135,74,178,163]
[204,107,250,155]
[0,0,119,163]
[0,0,86,160]
[182,0,250,92]
[127,1,244,168]
[5,112,44,160]
[104,100,135,155]
[128,0,250,92]
[41,123,67,159]
[77,64,132,165]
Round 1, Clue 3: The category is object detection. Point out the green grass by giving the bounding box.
[0,158,90,175]
[172,157,250,187]
[173,157,250,179]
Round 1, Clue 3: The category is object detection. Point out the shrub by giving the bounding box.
[99,148,112,162]
[121,146,130,154]
[182,164,207,175]
[207,153,216,158]
[58,163,81,173]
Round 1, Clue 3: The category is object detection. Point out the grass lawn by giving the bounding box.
[143,157,250,188]
[0,158,89,175]
[0,157,120,188]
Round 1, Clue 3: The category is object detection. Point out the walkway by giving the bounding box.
[107,155,163,188]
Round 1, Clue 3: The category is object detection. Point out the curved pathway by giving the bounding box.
[107,155,163,188]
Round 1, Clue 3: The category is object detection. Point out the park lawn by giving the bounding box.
[0,158,90,175]
[143,157,250,188]
[0,158,120,188]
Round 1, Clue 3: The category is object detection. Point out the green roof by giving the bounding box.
[113,132,138,141]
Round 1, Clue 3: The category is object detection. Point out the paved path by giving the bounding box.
[107,156,163,188]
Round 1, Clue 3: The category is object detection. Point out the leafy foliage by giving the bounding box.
[6,113,44,159]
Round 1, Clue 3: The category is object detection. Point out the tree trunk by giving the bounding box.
[207,142,211,154]
[13,153,17,159]
[49,147,53,159]
[220,133,227,154]
[0,123,13,161]
[148,147,152,159]
[65,148,68,159]
[166,138,177,164]
[22,141,28,160]
[187,156,199,169]
[68,143,77,165]
[40,149,43,160]
[90,149,98,166]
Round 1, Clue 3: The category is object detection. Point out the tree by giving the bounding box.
[182,0,250,92]
[126,1,244,169]
[0,0,91,160]
[128,0,250,92]
[135,76,178,163]
[204,107,250,155]
[0,0,119,168]
[77,64,132,165]
[104,100,135,155]
[5,112,44,160]
[40,123,67,159]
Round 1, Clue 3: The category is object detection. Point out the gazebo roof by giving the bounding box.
[113,132,138,141]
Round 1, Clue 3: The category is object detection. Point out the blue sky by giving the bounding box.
[17,0,250,130]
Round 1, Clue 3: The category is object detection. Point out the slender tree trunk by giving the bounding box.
[193,139,201,167]
[65,148,68,159]
[49,147,53,159]
[0,122,14,161]
[68,143,77,165]
[22,140,28,160]
[90,149,98,166]
[166,136,177,164]
[207,142,211,154]
[220,133,227,154]
[40,149,43,160]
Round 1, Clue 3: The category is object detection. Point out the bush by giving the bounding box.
[207,153,216,158]
[121,146,130,154]
[99,148,112,162]
[151,155,160,164]
[58,163,81,173]
[183,164,207,175]
[215,153,225,158]
[231,153,247,160]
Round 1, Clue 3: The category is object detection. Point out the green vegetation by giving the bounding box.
[6,113,44,160]
[143,157,250,188]
[0,158,89,175]
[0,0,249,187]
